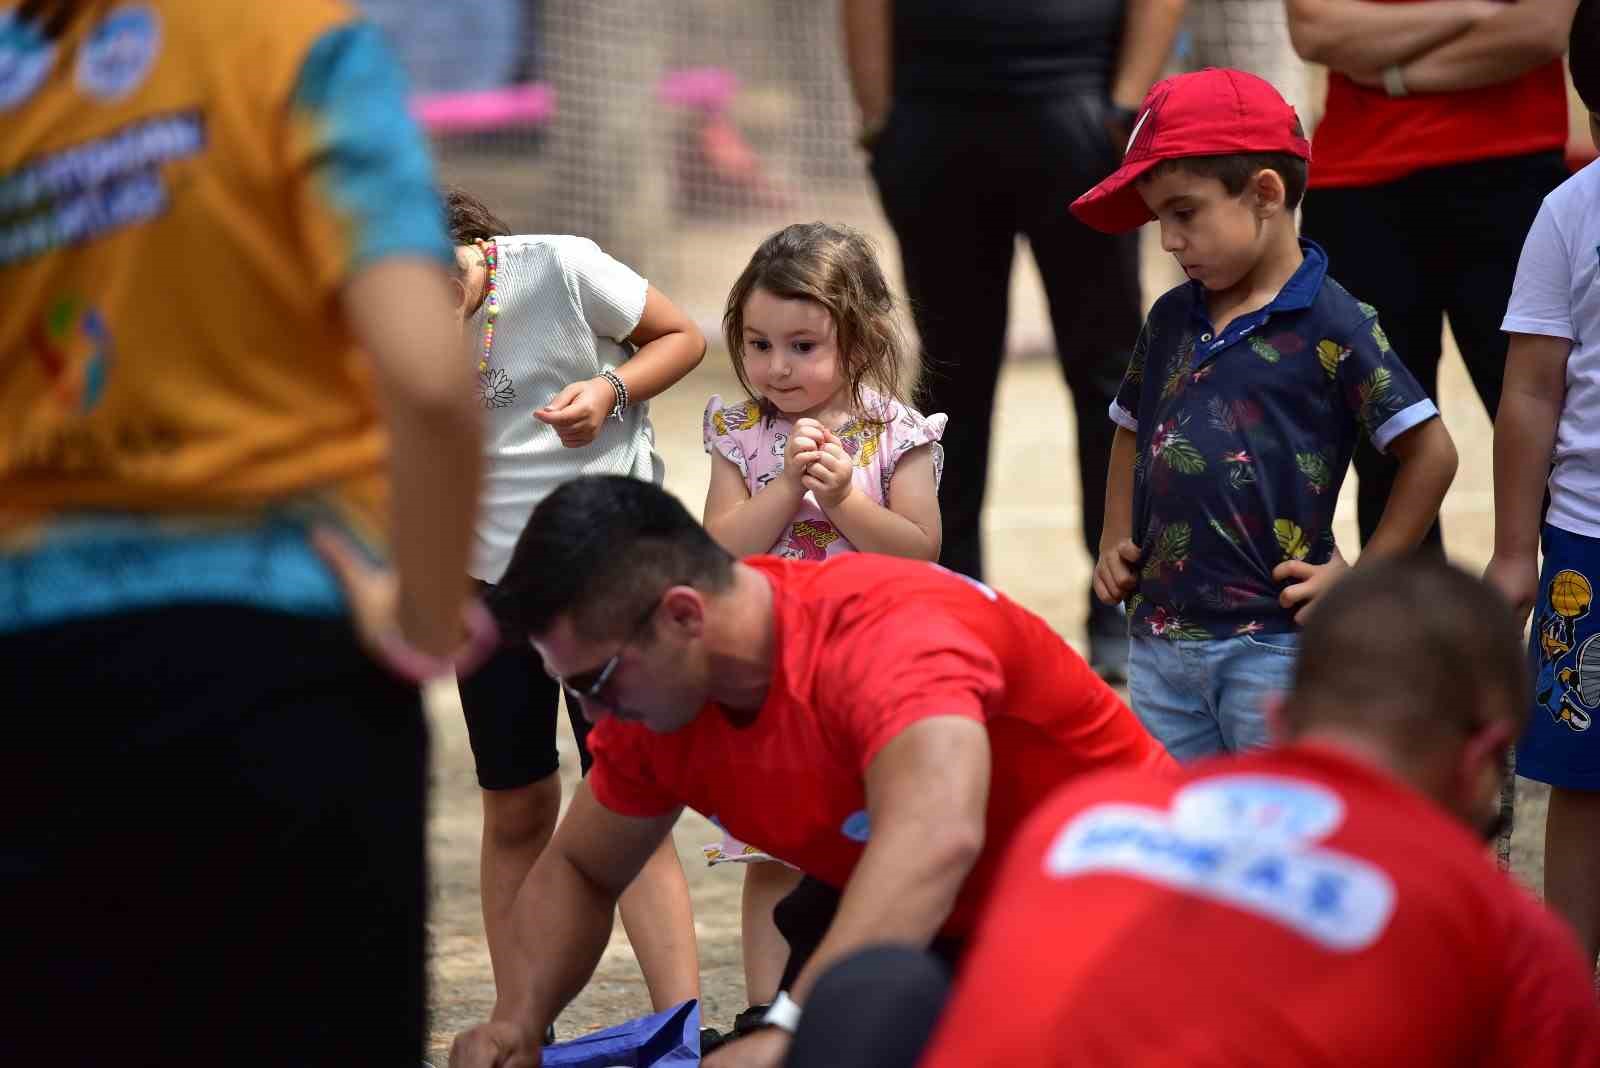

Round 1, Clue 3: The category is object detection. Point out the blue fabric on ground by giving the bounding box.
[541,1000,701,1067]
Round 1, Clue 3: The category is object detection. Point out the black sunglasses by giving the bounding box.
[555,592,667,701]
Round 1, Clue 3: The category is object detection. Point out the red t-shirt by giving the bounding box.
[921,746,1600,1067]
[586,554,1173,936]
[1311,45,1566,188]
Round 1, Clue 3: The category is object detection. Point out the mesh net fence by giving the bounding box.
[361,1,1318,331]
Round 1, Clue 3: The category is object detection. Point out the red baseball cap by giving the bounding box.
[1071,68,1311,234]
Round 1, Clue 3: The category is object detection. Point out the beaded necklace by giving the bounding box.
[476,238,499,372]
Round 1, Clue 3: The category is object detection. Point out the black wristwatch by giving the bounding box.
[1107,102,1140,130]
[1104,101,1140,158]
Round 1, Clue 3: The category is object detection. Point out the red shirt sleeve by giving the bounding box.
[1490,891,1600,1065]
[823,608,1005,773]
[583,722,679,819]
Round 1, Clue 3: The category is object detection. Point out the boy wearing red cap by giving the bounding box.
[1074,69,1459,762]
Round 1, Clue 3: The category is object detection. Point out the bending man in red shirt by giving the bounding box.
[785,555,1600,1068]
[448,475,1172,1068]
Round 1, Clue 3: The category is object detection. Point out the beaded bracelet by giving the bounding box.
[599,369,629,420]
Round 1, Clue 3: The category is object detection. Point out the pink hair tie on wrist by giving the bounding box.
[376,596,502,684]
[451,596,502,678]
[374,631,451,685]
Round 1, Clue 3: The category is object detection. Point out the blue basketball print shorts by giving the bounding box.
[1521,523,1600,790]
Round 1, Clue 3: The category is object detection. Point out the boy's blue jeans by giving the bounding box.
[1128,632,1299,762]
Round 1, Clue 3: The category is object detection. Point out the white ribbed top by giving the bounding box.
[468,235,662,582]
[1503,164,1600,539]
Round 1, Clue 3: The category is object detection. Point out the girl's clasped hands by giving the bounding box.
[784,416,854,507]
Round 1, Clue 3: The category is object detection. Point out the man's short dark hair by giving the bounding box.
[1139,117,1310,211]
[494,477,734,640]
[1281,555,1530,758]
[1572,0,1600,115]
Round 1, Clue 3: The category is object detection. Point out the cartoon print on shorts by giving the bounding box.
[1536,569,1596,733]
[777,519,841,561]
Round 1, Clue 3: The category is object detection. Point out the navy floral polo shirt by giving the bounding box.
[1111,240,1438,641]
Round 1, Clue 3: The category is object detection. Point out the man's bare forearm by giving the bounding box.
[788,718,990,1004]
[1397,0,1574,93]
[787,817,980,1004]
[1286,0,1491,73]
[493,850,620,1032]
[1111,0,1188,109]
[841,0,893,127]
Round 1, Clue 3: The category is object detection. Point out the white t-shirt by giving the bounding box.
[1503,161,1600,538]
[468,235,663,582]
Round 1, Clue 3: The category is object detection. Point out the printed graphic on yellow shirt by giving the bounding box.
[0,9,56,109]
[1,6,457,632]
[31,294,113,415]
[74,5,163,102]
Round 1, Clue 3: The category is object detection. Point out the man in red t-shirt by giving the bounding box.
[783,556,1600,1068]
[447,476,1171,1068]
[1287,0,1575,554]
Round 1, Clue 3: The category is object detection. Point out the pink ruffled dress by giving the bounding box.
[699,388,946,864]
[702,390,947,561]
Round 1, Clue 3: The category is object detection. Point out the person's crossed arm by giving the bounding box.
[705,715,992,1068]
[1288,0,1575,93]
[449,785,682,1068]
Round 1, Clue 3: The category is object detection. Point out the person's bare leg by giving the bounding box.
[741,861,805,1007]
[1544,786,1600,968]
[618,833,702,1011]
[480,774,562,1011]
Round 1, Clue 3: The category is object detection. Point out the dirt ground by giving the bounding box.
[421,297,1551,1061]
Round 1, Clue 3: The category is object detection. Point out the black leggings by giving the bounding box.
[1300,150,1567,551]
[0,604,428,1065]
[775,875,964,991]
[869,91,1140,628]
[459,579,593,789]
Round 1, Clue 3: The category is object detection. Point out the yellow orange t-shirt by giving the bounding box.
[0,0,452,629]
